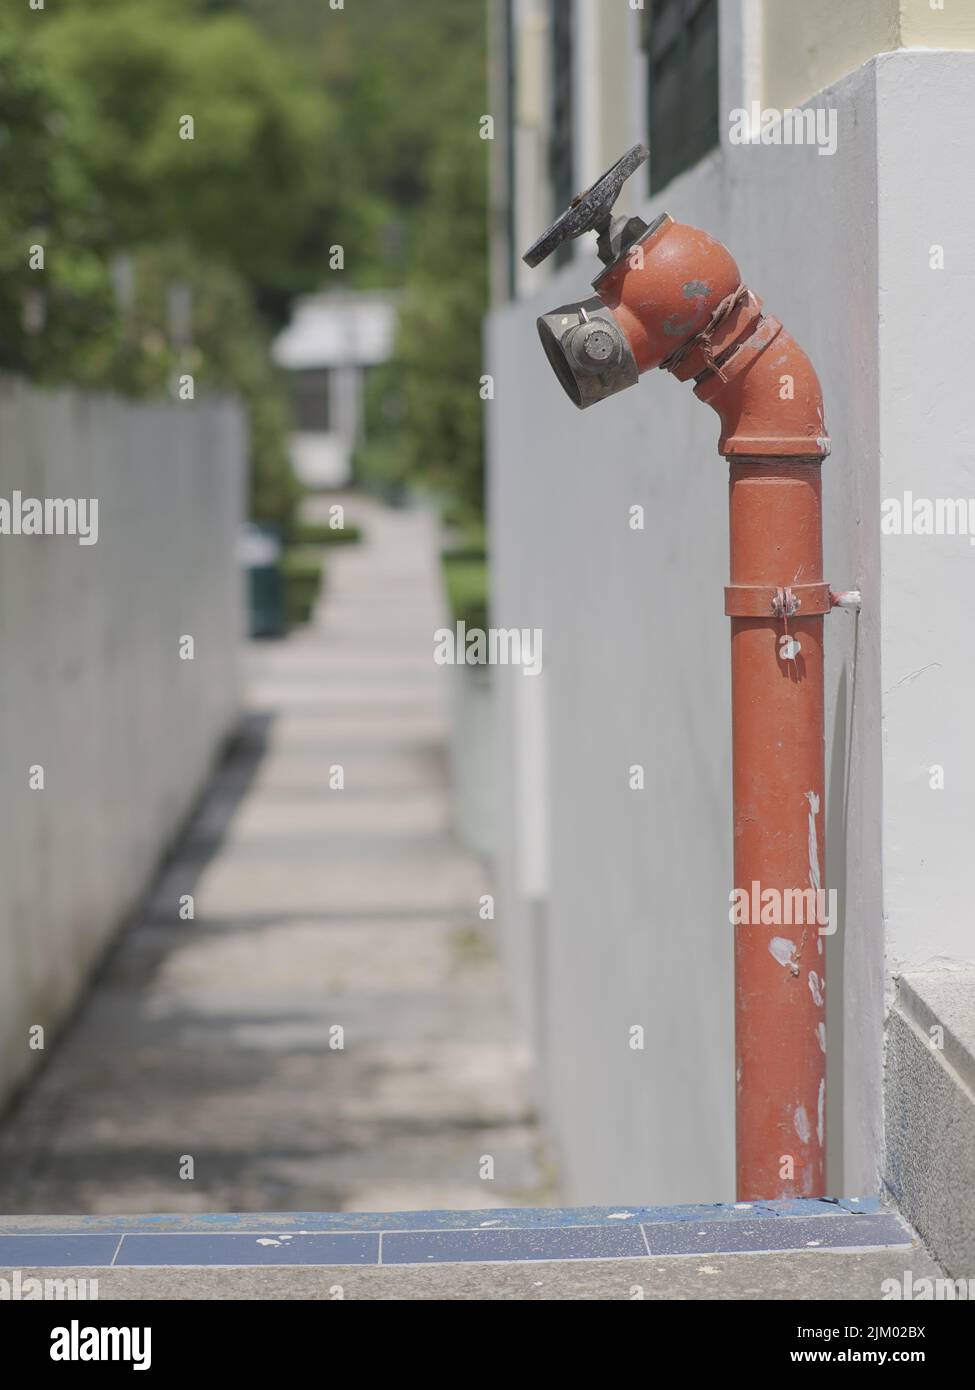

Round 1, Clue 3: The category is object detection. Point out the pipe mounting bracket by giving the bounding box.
[724,582,833,618]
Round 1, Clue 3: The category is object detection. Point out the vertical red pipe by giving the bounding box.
[729,461,827,1200]
[586,216,833,1199]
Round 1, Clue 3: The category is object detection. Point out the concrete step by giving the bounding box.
[0,1199,943,1301]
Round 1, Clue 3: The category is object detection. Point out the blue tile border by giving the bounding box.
[0,1235,121,1269]
[118,1232,379,1268]
[0,1198,911,1268]
[382,1224,649,1266]
[0,1195,881,1236]
[643,1213,912,1258]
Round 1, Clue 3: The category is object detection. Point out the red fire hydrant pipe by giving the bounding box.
[726,461,827,1200]
[593,217,831,1199]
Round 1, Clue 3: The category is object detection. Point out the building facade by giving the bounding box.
[485,0,975,1273]
[273,290,397,490]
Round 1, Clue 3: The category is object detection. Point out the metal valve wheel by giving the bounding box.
[522,142,650,268]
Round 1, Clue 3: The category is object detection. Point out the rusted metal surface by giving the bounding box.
[727,461,827,1200]
[525,182,836,1201]
[598,220,831,1198]
[594,219,832,1200]
[696,321,830,460]
[593,216,741,373]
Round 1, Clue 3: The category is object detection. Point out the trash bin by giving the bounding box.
[240,523,285,637]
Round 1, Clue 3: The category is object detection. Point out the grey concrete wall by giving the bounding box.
[876,53,975,977]
[446,666,496,861]
[886,971,975,1277]
[875,55,975,1269]
[487,55,907,1205]
[0,377,245,1110]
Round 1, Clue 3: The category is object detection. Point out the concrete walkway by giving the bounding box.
[0,496,549,1216]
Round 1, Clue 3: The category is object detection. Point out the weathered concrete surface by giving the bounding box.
[1,1244,944,1300]
[0,497,549,1217]
[886,969,975,1278]
[0,380,245,1113]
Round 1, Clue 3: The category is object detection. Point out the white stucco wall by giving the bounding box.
[876,53,975,977]
[0,379,246,1110]
[763,0,975,109]
[488,48,974,1205]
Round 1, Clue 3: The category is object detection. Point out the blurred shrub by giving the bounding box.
[352,358,410,502]
[281,548,324,627]
[441,548,489,632]
[294,520,362,547]
[395,87,488,523]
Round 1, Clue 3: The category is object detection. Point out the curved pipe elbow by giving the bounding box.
[694,319,830,461]
[535,214,829,461]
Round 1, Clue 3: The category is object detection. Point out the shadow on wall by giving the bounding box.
[827,662,849,1195]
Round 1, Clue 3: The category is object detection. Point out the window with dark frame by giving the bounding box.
[504,0,517,297]
[548,0,574,266]
[291,368,331,434]
[643,0,719,195]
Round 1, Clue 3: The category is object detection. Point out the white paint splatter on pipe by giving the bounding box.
[817,1078,826,1147]
[769,936,799,973]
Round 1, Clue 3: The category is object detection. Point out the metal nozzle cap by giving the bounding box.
[535,297,638,409]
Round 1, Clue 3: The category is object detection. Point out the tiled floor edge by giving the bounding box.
[0,1202,918,1270]
[0,1195,883,1237]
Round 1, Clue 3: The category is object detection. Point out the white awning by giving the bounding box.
[272,290,399,370]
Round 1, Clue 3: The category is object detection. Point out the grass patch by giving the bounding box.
[293,520,362,547]
[441,547,488,631]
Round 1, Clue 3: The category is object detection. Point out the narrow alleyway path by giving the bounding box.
[0,496,549,1215]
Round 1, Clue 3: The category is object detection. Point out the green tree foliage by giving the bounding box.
[0,24,110,383]
[38,3,331,288]
[0,0,329,528]
[247,0,486,287]
[0,0,490,525]
[395,106,489,521]
[246,0,491,521]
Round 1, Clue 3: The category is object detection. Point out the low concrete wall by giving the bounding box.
[0,377,246,1110]
[886,971,975,1278]
[447,665,496,860]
